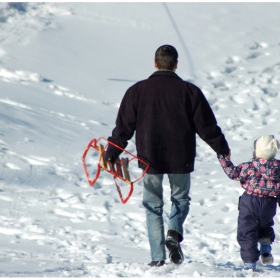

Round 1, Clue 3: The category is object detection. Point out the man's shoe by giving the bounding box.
[165,235,184,265]
[261,252,274,265]
[148,260,165,267]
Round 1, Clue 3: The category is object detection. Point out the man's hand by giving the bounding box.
[225,149,231,160]
[217,149,231,160]
[105,144,122,163]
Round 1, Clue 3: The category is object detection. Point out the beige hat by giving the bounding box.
[254,135,280,159]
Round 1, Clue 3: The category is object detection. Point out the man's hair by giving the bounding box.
[155,45,178,70]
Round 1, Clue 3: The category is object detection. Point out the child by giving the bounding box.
[218,135,280,271]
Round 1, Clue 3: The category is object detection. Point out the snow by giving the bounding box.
[1,1,280,278]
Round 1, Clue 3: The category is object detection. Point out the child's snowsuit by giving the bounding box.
[219,157,279,263]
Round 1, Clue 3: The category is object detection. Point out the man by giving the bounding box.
[105,45,230,267]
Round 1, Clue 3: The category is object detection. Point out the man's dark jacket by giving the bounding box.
[107,70,229,174]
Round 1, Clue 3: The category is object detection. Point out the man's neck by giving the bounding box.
[156,69,175,72]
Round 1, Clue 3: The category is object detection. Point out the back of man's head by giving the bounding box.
[155,45,178,70]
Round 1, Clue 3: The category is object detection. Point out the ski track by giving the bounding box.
[0,2,280,277]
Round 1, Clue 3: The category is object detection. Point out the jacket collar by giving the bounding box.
[149,70,180,79]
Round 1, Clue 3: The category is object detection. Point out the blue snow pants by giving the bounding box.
[237,192,277,263]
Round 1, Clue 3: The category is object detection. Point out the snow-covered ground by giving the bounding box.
[1,1,280,277]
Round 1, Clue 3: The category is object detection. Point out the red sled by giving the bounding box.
[82,137,149,204]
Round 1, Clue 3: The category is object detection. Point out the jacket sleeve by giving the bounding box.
[189,84,230,156]
[107,85,138,152]
[218,157,242,181]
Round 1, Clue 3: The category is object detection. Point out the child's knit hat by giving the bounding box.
[254,135,280,159]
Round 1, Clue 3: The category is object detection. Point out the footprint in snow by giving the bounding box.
[249,42,269,50]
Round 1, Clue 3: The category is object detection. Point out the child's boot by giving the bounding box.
[243,262,257,271]
[259,238,274,265]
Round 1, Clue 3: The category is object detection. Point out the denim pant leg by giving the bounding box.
[167,173,191,241]
[142,173,166,261]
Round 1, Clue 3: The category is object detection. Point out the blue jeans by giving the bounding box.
[142,173,191,261]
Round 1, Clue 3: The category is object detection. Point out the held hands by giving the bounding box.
[225,150,231,160]
[217,149,231,160]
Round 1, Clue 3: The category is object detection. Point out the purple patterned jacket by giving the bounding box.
[219,157,280,197]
